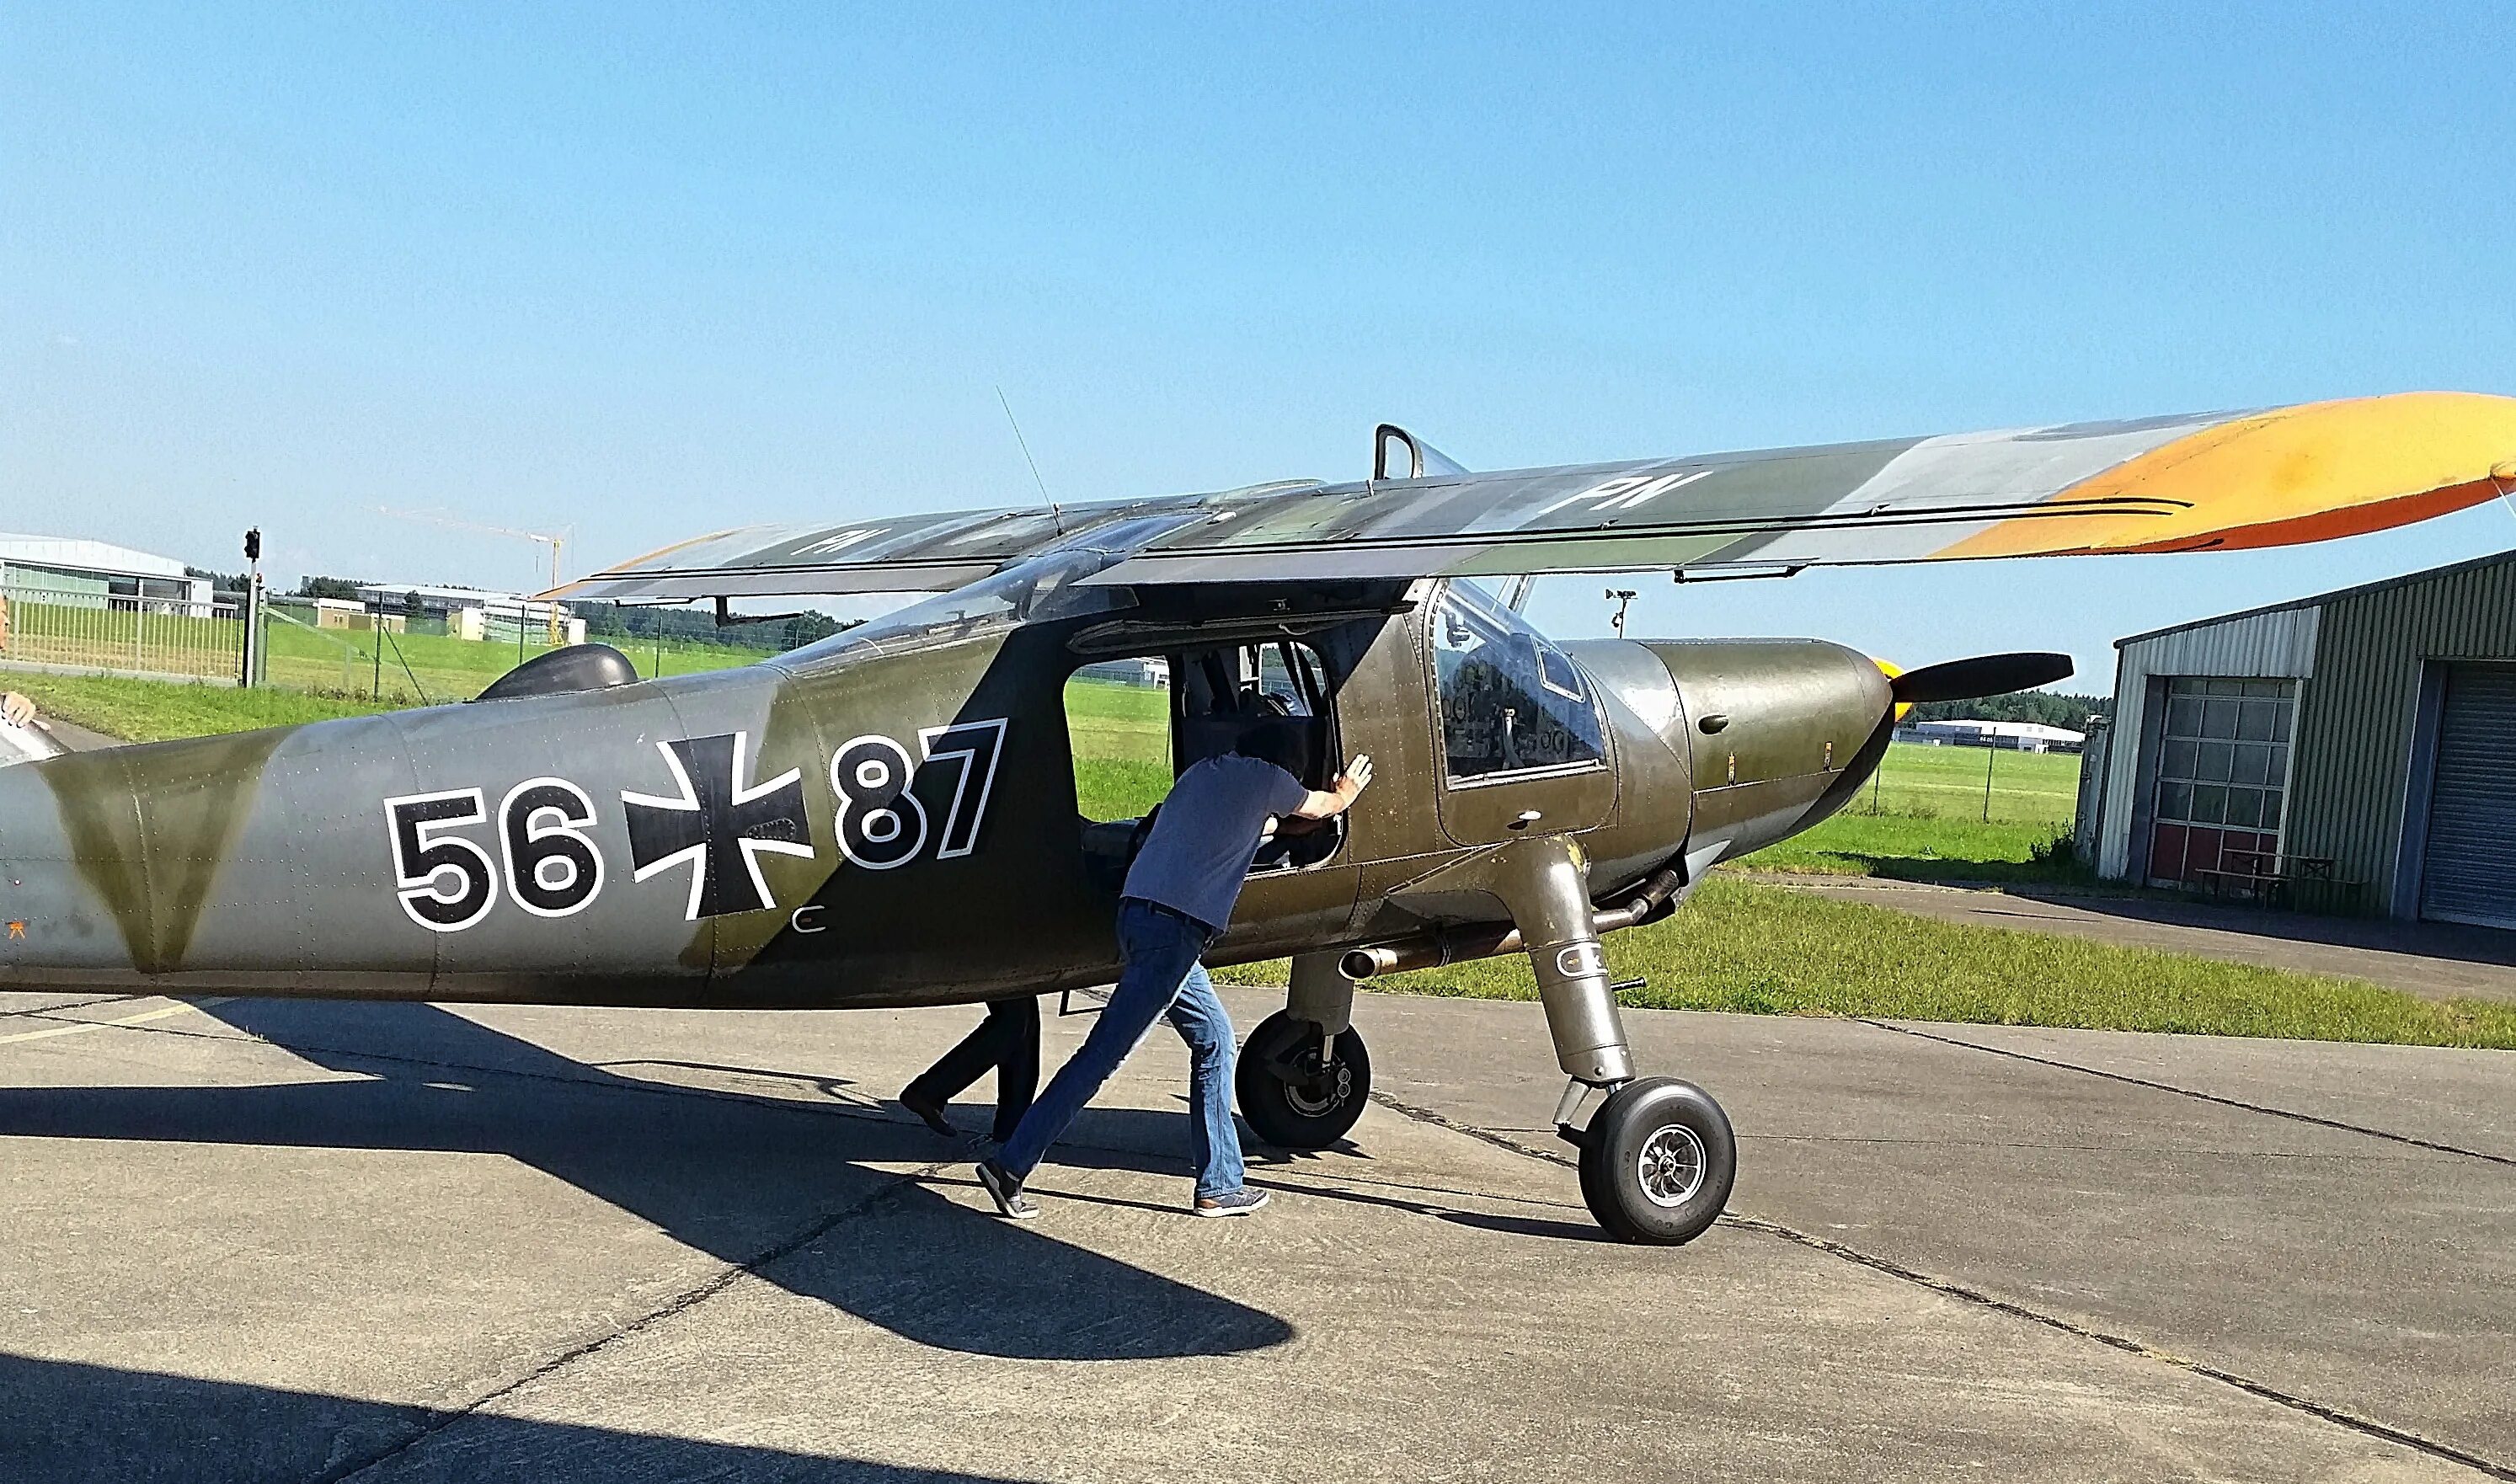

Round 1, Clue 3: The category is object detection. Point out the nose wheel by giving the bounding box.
[1237,1010,1370,1150]
[1573,1077,1736,1245]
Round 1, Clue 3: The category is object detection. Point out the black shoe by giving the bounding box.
[975,1159,1039,1220]
[899,1088,957,1139]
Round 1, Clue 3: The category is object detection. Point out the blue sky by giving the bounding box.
[5,3,2513,689]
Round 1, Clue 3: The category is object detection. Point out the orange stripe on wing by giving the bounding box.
[1940,392,2516,560]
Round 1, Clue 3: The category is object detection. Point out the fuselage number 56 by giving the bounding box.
[384,720,1007,933]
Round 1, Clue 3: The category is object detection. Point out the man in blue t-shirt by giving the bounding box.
[977,721,1373,1220]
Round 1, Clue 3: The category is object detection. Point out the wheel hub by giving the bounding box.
[1283,1057,1351,1117]
[1636,1123,1707,1208]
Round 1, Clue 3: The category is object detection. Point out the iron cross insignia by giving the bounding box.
[622,732,815,919]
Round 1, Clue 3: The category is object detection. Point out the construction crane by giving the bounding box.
[376,507,572,647]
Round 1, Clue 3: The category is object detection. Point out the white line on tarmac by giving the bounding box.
[0,997,229,1046]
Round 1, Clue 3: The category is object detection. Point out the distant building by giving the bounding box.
[1073,656,1170,688]
[351,583,586,646]
[2076,549,2516,927]
[0,533,213,616]
[1894,718,2085,753]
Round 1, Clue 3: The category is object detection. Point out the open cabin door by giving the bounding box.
[1063,627,1362,954]
[1426,581,1617,846]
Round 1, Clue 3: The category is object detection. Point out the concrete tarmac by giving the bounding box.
[0,986,2508,1481]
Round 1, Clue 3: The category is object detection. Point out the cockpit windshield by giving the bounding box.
[1432,580,1606,780]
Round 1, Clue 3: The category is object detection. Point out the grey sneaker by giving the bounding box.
[975,1158,1039,1220]
[1193,1188,1270,1219]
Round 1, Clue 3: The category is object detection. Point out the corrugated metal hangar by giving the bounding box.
[2078,548,2516,929]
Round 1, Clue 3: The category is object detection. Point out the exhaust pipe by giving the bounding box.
[1341,865,1685,980]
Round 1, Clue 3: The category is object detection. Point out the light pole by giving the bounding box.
[239,528,263,688]
[1605,588,1638,637]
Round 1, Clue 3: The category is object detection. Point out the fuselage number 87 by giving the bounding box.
[384,718,1008,932]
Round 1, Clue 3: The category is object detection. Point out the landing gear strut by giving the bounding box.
[1485,835,1736,1246]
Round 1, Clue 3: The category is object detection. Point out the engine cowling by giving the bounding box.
[1641,638,1894,867]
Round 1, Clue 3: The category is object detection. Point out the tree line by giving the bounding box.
[1910,691,2107,732]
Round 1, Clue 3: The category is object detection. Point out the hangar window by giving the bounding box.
[2145,677,2295,888]
[1431,583,1605,782]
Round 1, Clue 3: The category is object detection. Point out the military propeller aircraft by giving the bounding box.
[4,392,2513,1243]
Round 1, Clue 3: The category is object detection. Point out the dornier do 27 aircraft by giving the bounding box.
[4,392,2514,1244]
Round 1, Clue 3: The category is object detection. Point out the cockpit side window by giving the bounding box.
[1432,583,1606,781]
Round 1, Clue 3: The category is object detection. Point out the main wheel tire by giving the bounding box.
[1236,1010,1370,1150]
[1576,1077,1736,1245]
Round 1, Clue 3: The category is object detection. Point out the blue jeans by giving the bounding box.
[996,899,1247,1199]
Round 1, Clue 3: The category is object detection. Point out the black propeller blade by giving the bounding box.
[1889,652,2074,705]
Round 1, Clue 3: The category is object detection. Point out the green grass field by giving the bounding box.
[259,618,776,704]
[1066,677,1175,819]
[2,622,787,742]
[3,672,397,742]
[1835,738,2081,825]
[1736,740,2084,883]
[1215,875,2516,1051]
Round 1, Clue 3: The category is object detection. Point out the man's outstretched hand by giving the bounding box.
[1335,754,1374,801]
[1292,753,1376,821]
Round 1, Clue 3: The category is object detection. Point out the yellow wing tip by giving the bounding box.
[1949,390,2516,560]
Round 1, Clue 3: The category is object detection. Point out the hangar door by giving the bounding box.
[2418,664,2516,930]
[2144,677,2294,888]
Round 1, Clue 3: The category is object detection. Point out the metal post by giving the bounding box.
[238,576,262,688]
[1984,742,1995,823]
[371,600,384,701]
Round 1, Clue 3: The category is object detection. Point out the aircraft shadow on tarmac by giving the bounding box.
[0,998,1293,1364]
[0,1351,1039,1484]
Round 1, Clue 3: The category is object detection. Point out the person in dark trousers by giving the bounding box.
[899,996,1039,1143]
[976,720,1373,1220]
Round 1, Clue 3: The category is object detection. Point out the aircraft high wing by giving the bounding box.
[557,393,2516,602]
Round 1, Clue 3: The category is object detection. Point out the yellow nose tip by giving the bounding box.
[1872,657,1913,722]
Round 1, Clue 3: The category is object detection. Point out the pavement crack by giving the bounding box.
[313,1154,962,1484]
[1866,1019,2516,1169]
[0,993,140,1021]
[1365,1087,2516,1481]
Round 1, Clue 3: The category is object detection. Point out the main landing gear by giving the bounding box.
[1476,834,1733,1246]
[1235,952,1372,1150]
[1240,840,1737,1242]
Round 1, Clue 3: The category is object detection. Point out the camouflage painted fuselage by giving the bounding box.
[0,584,1891,1009]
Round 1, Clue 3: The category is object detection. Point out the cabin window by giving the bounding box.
[1432,583,1605,782]
[1065,656,1175,824]
[1066,638,1343,873]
